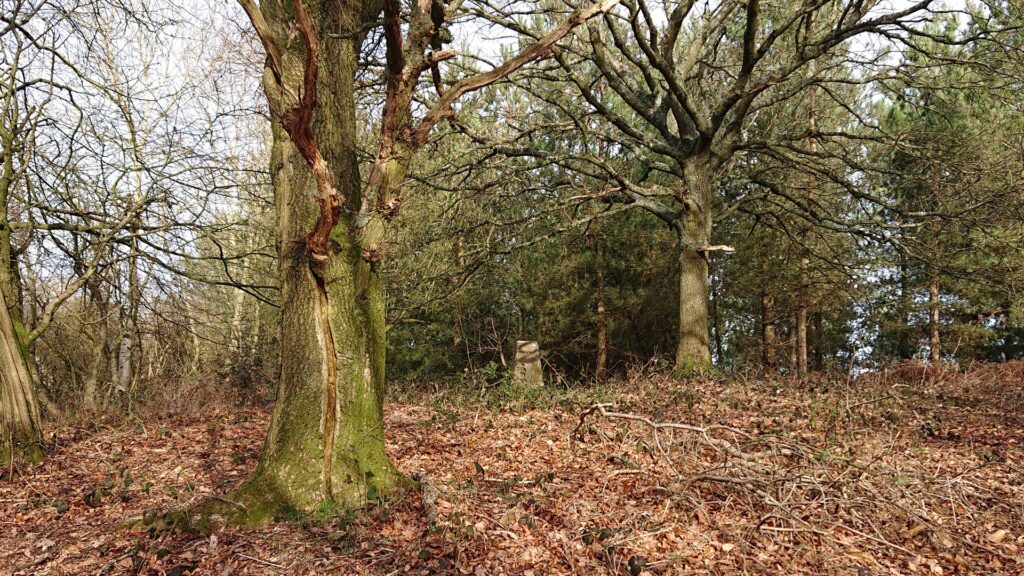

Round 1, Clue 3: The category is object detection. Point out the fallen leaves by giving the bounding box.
[1,365,1023,575]
[988,529,1009,544]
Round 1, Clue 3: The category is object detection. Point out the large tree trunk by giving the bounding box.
[206,0,613,527]
[195,0,401,525]
[0,112,43,462]
[675,158,713,373]
[0,288,43,463]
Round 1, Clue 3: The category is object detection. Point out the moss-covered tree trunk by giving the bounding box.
[234,151,400,517]
[0,287,43,464]
[206,0,400,524]
[0,116,43,463]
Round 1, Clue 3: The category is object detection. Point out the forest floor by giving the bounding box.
[2,362,1023,576]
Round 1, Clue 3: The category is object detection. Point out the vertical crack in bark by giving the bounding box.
[312,269,337,499]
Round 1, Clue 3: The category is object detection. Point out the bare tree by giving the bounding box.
[1,0,244,458]
[474,0,977,372]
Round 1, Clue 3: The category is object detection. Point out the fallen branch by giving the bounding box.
[237,553,286,569]
[573,402,753,461]
[412,471,438,528]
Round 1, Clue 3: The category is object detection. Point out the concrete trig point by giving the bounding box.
[513,340,543,387]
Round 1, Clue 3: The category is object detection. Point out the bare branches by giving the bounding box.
[574,402,751,448]
[411,0,622,148]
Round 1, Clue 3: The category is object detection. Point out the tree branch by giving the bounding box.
[411,0,622,147]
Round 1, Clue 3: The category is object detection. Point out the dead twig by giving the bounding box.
[237,553,286,569]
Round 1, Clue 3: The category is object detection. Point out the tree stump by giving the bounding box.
[513,340,543,387]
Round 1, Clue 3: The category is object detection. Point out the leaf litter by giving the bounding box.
[2,361,1022,575]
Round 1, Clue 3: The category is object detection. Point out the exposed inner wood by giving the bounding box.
[312,270,338,498]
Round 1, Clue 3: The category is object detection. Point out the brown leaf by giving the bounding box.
[987,529,1008,544]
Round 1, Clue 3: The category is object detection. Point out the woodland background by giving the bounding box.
[1,0,1024,573]
[4,0,1022,415]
